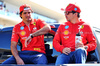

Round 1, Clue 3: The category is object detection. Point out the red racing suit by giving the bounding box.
[53,20,97,54]
[11,19,46,53]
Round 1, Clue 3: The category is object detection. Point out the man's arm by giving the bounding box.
[31,23,51,37]
[53,25,65,52]
[25,23,51,47]
[85,25,97,52]
[11,41,25,65]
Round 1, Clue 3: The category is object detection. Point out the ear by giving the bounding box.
[74,13,77,16]
[20,14,22,18]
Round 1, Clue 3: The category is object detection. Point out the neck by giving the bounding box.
[23,20,32,26]
[70,18,79,24]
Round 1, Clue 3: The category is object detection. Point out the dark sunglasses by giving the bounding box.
[64,11,77,15]
[64,11,73,15]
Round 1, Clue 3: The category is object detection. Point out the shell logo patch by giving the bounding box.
[64,30,69,35]
[20,31,26,36]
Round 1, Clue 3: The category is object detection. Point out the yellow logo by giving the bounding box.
[80,25,84,29]
[20,31,26,36]
[64,30,69,35]
[33,22,36,25]
[34,48,41,51]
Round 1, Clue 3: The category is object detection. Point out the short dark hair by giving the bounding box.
[19,11,23,19]
[72,11,80,18]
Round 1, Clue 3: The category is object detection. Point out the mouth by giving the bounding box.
[26,17,31,19]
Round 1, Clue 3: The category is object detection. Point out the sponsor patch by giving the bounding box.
[22,37,27,40]
[34,48,41,51]
[74,8,77,11]
[24,7,31,10]
[64,36,69,39]
[20,26,24,30]
[64,30,69,35]
[20,31,26,36]
[65,25,69,29]
[33,22,36,25]
[33,27,37,30]
[80,25,84,29]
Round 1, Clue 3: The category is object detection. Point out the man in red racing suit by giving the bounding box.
[53,3,97,65]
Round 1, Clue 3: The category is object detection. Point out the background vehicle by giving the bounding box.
[0,24,100,65]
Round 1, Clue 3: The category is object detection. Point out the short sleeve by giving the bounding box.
[36,19,46,28]
[11,25,19,42]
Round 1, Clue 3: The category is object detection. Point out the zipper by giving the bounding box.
[28,25,31,31]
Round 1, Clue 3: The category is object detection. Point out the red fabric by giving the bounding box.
[53,20,97,53]
[19,4,32,13]
[65,3,81,13]
[11,19,46,53]
[49,30,56,35]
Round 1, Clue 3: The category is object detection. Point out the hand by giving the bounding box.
[25,36,32,47]
[16,58,25,65]
[75,42,84,49]
[62,47,71,55]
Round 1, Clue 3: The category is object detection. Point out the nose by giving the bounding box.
[27,13,30,16]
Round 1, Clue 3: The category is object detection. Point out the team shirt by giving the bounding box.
[11,19,46,53]
[53,19,97,54]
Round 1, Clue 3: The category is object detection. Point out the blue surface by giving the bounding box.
[0,27,20,50]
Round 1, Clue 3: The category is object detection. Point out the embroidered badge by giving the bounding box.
[64,30,69,35]
[80,25,84,29]
[20,31,26,36]
[64,36,69,40]
[33,22,36,25]
[65,26,69,29]
[20,26,24,30]
[74,8,77,11]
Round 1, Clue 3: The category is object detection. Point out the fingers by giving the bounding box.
[25,36,32,47]
[62,48,71,55]
[75,42,84,48]
[25,39,27,47]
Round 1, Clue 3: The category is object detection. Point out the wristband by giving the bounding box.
[30,34,33,38]
[84,46,88,50]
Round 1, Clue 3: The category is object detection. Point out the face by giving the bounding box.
[64,11,75,22]
[20,9,32,22]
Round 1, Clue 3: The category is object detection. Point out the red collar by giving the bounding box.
[21,19,34,26]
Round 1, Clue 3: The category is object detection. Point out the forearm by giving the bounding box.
[11,41,20,60]
[53,39,64,53]
[31,24,51,37]
[84,41,97,52]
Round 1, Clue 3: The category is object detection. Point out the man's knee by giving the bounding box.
[76,48,86,54]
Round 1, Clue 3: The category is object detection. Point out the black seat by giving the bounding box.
[86,50,98,63]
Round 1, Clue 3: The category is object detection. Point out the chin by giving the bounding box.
[28,18,32,21]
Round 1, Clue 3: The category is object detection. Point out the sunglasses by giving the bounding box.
[64,11,73,15]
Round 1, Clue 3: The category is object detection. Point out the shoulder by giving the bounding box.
[80,21,92,31]
[34,19,44,22]
[13,22,22,29]
[82,22,91,28]
[79,19,91,28]
[59,22,68,27]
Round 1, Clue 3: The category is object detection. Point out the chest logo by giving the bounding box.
[64,30,69,35]
[33,22,36,25]
[33,27,37,30]
[20,31,26,36]
[80,25,84,29]
[65,26,69,29]
[20,26,24,30]
[64,36,69,39]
